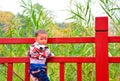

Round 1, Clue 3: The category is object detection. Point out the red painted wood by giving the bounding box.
[95,17,109,81]
[0,38,35,44]
[95,17,108,31]
[1,36,120,44]
[7,63,13,81]
[47,57,95,63]
[60,62,65,81]
[77,63,82,81]
[2,17,120,81]
[25,63,30,81]
[109,36,120,42]
[0,57,95,63]
[0,57,30,63]
[0,37,95,44]
[1,57,120,63]
[109,57,120,63]
[48,37,95,43]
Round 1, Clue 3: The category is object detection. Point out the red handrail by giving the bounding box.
[1,17,120,81]
[0,57,30,81]
[0,36,120,44]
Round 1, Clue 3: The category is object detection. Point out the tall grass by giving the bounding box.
[68,0,120,81]
[20,0,53,31]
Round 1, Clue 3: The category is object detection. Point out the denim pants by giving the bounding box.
[30,64,49,81]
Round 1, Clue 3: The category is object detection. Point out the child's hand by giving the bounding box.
[45,48,54,57]
[45,49,51,55]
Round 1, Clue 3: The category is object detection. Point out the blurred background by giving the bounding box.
[0,0,120,81]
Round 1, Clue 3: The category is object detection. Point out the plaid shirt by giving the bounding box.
[27,42,54,64]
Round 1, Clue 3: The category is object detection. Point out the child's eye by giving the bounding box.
[40,38,46,40]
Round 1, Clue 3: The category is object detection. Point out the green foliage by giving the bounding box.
[100,0,120,35]
[68,0,93,27]
[21,0,53,31]
[67,0,94,37]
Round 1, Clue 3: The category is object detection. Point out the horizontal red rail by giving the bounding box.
[109,57,120,63]
[0,38,35,44]
[0,37,95,44]
[47,57,95,63]
[1,57,120,63]
[0,36,120,44]
[48,57,120,63]
[48,37,95,43]
[108,36,120,43]
[0,57,95,63]
[0,57,29,63]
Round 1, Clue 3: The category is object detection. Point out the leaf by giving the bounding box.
[65,16,76,20]
[70,10,86,21]
[106,0,108,4]
[74,1,82,11]
[87,9,91,24]
[100,3,114,21]
[31,10,37,28]
[85,0,90,16]
[110,8,120,11]
[21,0,27,6]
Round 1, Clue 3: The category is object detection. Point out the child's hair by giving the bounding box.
[35,29,47,37]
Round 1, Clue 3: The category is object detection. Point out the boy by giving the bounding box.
[27,30,54,81]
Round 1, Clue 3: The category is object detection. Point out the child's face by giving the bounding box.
[35,33,48,45]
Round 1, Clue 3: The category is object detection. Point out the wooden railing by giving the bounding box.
[1,17,120,81]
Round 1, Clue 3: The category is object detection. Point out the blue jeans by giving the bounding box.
[30,64,49,81]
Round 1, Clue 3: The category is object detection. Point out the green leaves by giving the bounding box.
[68,0,93,30]
[100,3,114,21]
[99,0,120,36]
[21,0,53,31]
[70,9,86,21]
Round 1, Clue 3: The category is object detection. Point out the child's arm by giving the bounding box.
[45,47,54,57]
[27,45,40,58]
[27,47,33,57]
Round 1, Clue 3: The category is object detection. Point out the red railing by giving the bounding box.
[0,17,120,81]
[0,57,30,81]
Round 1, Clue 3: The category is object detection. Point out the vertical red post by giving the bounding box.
[95,17,109,81]
[25,63,30,81]
[77,63,82,81]
[60,62,65,81]
[7,63,13,81]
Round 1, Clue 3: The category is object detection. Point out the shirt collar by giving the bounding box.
[33,42,45,47]
[34,42,39,45]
